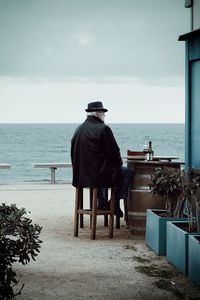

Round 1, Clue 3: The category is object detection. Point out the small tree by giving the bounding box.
[0,203,42,299]
[183,168,200,232]
[149,167,183,217]
[150,167,200,231]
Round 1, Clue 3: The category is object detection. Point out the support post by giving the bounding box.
[50,167,57,183]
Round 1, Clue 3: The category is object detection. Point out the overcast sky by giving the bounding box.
[0,0,190,123]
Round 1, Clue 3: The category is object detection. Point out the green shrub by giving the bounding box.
[150,167,200,230]
[183,168,200,232]
[149,167,183,217]
[0,203,42,299]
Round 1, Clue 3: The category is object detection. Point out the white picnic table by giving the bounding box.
[33,163,72,183]
[0,163,11,169]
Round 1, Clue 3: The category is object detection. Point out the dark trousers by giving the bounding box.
[98,166,134,217]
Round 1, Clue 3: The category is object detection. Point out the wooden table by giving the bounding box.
[125,155,179,162]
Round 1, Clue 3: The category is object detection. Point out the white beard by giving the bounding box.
[97,112,105,122]
[98,114,105,122]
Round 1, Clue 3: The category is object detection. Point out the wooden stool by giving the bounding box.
[74,187,115,239]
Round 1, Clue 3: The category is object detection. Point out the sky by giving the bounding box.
[0,0,190,123]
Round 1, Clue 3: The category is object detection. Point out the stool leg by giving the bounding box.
[104,188,108,227]
[109,188,115,238]
[116,199,121,229]
[91,188,98,240]
[116,216,120,229]
[74,187,80,237]
[124,198,128,225]
[89,188,93,229]
[104,215,108,227]
[80,188,83,228]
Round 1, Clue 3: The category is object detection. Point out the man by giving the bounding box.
[71,101,133,218]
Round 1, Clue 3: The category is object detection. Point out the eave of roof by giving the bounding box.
[178,28,200,41]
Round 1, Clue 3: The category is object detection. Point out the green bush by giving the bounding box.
[0,203,42,299]
[149,167,183,217]
[183,168,200,232]
[150,167,200,230]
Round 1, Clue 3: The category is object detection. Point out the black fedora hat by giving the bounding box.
[85,101,108,112]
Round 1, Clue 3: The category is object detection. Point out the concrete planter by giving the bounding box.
[166,221,196,275]
[188,234,200,288]
[145,209,187,256]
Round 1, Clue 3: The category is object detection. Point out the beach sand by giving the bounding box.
[1,183,200,300]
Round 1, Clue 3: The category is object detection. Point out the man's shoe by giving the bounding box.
[107,200,123,217]
[115,208,123,218]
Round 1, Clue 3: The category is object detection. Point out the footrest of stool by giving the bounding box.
[77,209,114,215]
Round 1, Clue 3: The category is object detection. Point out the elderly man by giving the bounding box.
[71,101,133,219]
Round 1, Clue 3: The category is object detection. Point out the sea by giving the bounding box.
[0,123,185,183]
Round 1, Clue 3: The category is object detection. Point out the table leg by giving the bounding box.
[50,167,56,183]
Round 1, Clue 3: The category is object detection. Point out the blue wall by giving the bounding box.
[183,31,200,168]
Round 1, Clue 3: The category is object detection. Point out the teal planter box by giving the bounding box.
[166,221,196,275]
[145,209,187,256]
[188,234,200,288]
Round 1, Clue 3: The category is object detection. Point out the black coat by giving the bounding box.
[71,116,123,187]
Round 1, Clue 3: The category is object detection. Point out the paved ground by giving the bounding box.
[1,183,200,300]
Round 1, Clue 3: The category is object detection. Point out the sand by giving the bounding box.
[1,183,200,300]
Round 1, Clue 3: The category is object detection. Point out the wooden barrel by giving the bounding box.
[127,160,181,237]
[128,190,165,237]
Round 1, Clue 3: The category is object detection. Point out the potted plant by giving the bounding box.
[185,168,200,232]
[145,166,187,255]
[167,168,200,276]
[188,234,200,287]
[187,169,200,287]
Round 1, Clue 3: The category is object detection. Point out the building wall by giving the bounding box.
[193,0,200,30]
[183,1,200,168]
[184,34,200,169]
[191,60,200,167]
